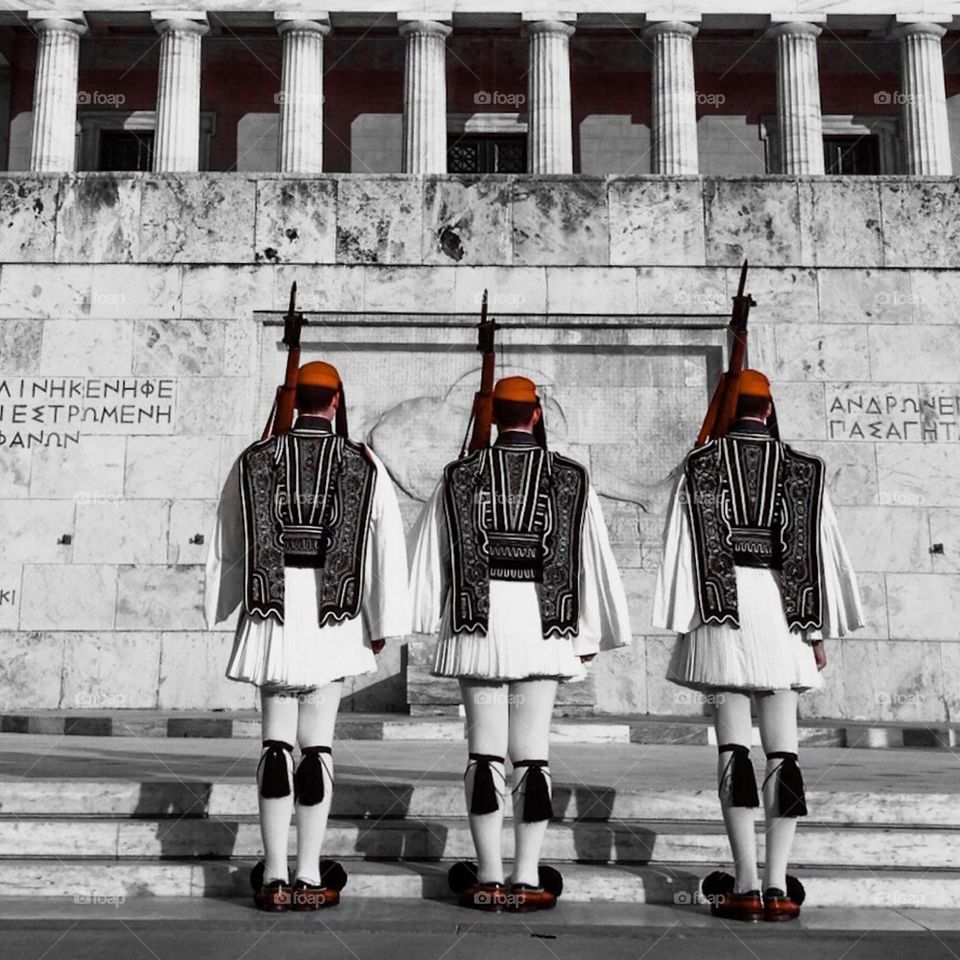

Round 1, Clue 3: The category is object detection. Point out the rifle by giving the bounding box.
[261,282,305,440]
[696,261,756,446]
[459,289,498,457]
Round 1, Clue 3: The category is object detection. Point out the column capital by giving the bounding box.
[524,19,576,38]
[150,11,209,35]
[276,16,331,37]
[398,19,452,39]
[26,11,87,35]
[642,20,699,41]
[891,21,947,41]
[768,20,822,40]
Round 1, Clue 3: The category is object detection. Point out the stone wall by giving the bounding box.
[0,172,958,723]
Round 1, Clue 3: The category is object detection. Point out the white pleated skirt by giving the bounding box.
[432,580,587,683]
[226,567,378,692]
[667,566,822,693]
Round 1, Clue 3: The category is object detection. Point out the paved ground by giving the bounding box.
[2,900,960,960]
[2,734,957,795]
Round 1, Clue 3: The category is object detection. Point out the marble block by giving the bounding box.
[645,635,705,716]
[927,509,960,574]
[800,441,878,506]
[19,564,118,630]
[74,500,169,565]
[451,265,547,315]
[817,268,914,325]
[0,500,75,564]
[176,377,256,436]
[132,320,225,377]
[89,264,182,321]
[909,269,960,326]
[423,177,512,266]
[0,320,43,374]
[37,319,134,377]
[0,176,58,262]
[592,641,648,714]
[60,630,162,709]
[869,325,960,383]
[704,178,802,266]
[30,436,125,500]
[116,565,205,631]
[636,266,727,315]
[839,639,945,722]
[880,180,960,268]
[546,266,638,314]
[0,631,65,710]
[361,265,456,313]
[254,179,336,265]
[168,499,217,565]
[270,263,365,313]
[0,448,31,499]
[0,564,20,627]
[140,175,257,264]
[773,380,826,441]
[799,179,883,268]
[181,265,274,321]
[0,263,93,319]
[336,177,423,265]
[854,572,889,640]
[609,178,705,266]
[124,437,221,499]
[158,632,255,710]
[878,444,960,508]
[835,505,931,574]
[513,178,608,266]
[737,266,818,325]
[55,176,142,264]
[886,573,960,641]
[771,323,871,381]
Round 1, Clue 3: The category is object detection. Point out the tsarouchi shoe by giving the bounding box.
[291,878,340,910]
[254,878,292,912]
[506,883,557,912]
[711,889,765,923]
[763,887,802,922]
[458,881,508,911]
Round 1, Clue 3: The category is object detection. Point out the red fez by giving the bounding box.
[298,361,341,390]
[493,376,539,404]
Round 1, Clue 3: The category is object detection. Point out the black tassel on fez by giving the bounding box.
[718,743,760,808]
[767,751,808,817]
[294,746,332,806]
[258,740,293,799]
[515,760,553,823]
[468,753,503,815]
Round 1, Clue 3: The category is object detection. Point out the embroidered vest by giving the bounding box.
[239,430,376,626]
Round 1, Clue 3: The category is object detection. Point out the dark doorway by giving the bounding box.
[447,135,527,174]
[98,129,155,172]
[822,134,880,175]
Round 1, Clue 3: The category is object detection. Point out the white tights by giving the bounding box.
[460,678,558,887]
[714,689,800,893]
[258,682,342,885]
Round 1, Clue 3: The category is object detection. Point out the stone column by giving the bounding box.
[643,20,699,175]
[893,22,952,175]
[771,21,824,174]
[526,18,575,174]
[276,16,330,174]
[28,15,86,172]
[152,14,209,172]
[400,19,451,174]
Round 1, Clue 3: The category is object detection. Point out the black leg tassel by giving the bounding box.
[294,746,332,806]
[258,740,294,799]
[718,743,760,808]
[514,760,553,823]
[767,751,807,817]
[467,753,504,815]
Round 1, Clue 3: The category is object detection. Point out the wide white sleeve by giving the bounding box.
[408,480,447,634]
[204,456,246,629]
[652,472,700,634]
[361,450,412,641]
[574,486,632,656]
[815,488,865,639]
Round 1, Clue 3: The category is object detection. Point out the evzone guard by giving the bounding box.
[410,302,632,911]
[654,358,863,919]
[205,288,409,911]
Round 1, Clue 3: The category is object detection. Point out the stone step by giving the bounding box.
[2,779,955,827]
[2,859,956,908]
[2,816,959,869]
[3,710,958,748]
